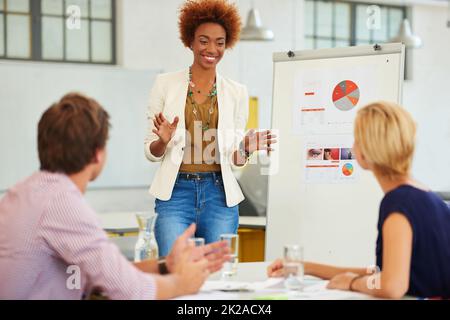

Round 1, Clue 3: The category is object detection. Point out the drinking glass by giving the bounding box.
[283,244,304,290]
[188,237,205,247]
[220,234,239,280]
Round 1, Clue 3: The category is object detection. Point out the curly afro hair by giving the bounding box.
[178,0,242,49]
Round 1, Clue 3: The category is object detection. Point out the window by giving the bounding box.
[0,0,32,59]
[304,0,406,49]
[0,0,115,64]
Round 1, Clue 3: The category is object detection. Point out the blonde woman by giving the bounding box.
[268,102,450,299]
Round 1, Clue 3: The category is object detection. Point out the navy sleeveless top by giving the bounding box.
[376,185,450,298]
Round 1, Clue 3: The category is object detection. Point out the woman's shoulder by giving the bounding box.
[155,69,187,83]
[382,185,426,206]
[385,184,434,200]
[380,184,446,219]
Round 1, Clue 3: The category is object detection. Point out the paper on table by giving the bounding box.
[201,278,284,292]
[290,280,375,300]
[250,278,285,290]
[173,291,239,300]
[172,279,282,300]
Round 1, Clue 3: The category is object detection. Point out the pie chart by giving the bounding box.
[332,80,360,111]
[342,163,354,176]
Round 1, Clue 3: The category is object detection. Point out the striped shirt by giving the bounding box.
[0,171,156,300]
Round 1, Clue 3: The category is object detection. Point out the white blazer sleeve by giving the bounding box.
[144,75,166,162]
[229,85,249,170]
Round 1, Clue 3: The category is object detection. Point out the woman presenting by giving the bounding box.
[144,0,276,256]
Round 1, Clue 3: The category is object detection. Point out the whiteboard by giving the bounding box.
[0,61,159,191]
[266,44,405,267]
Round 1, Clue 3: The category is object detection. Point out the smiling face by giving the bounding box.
[191,22,226,70]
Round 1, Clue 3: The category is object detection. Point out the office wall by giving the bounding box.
[117,0,450,192]
[1,0,449,209]
[117,0,304,129]
[87,0,305,213]
[404,4,450,191]
[0,62,160,191]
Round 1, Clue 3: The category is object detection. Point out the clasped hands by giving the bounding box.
[160,224,231,295]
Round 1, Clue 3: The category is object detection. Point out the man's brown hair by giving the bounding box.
[38,93,110,174]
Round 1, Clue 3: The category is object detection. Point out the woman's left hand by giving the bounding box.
[327,272,360,291]
[267,258,285,277]
[242,130,277,155]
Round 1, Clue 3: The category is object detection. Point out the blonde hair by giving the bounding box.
[354,101,416,179]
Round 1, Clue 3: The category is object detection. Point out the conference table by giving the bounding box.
[175,262,381,300]
[103,214,407,300]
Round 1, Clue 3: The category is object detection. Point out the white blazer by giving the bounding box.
[144,69,249,207]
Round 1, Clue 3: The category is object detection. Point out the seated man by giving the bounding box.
[0,93,228,300]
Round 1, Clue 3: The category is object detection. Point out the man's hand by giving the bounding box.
[197,240,230,273]
[172,244,210,296]
[166,224,231,274]
[165,224,196,273]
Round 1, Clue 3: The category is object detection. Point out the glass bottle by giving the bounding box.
[134,212,159,262]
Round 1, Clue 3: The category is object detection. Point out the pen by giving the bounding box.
[219,288,254,292]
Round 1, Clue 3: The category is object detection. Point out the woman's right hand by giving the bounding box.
[267,258,285,277]
[152,112,179,145]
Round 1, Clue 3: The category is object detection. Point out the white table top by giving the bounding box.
[107,239,401,300]
[175,262,380,300]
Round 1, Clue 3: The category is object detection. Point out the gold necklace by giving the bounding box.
[189,95,216,131]
[188,67,217,131]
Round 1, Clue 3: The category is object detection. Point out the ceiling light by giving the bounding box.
[240,8,274,41]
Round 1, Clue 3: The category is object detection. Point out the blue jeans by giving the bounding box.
[155,172,239,257]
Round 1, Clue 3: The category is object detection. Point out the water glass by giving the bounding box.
[220,234,239,279]
[188,237,205,247]
[283,244,304,290]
